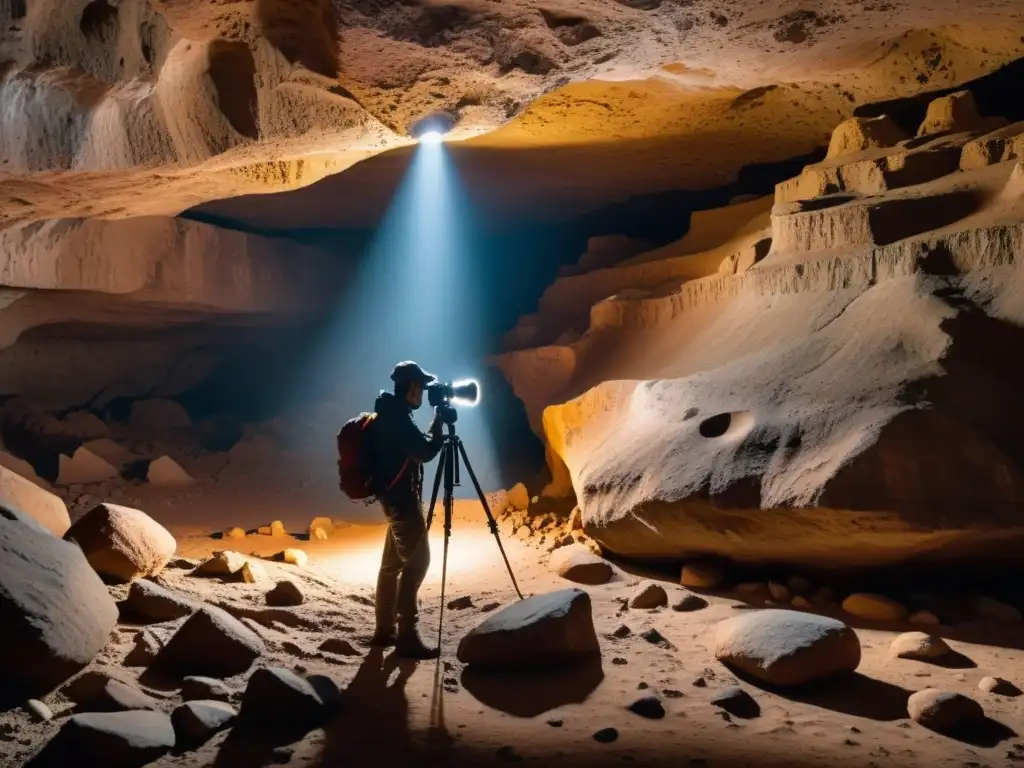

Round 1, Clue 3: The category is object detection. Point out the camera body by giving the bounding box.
[427,380,479,426]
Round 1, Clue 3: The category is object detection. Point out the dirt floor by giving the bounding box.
[4,476,1023,768]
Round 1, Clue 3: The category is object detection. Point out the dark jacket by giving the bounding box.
[370,391,442,502]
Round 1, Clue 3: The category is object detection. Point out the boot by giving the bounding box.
[395,627,440,660]
[368,627,397,647]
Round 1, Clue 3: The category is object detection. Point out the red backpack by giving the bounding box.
[337,413,376,500]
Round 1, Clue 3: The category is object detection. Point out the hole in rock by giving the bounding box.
[79,0,118,40]
[207,41,259,140]
[698,411,755,440]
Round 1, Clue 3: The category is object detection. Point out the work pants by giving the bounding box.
[375,494,430,633]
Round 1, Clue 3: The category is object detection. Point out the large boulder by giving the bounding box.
[0,464,70,536]
[457,589,600,669]
[65,503,176,583]
[916,90,1004,137]
[713,609,861,686]
[37,711,175,767]
[0,516,118,700]
[154,606,264,677]
[238,667,327,727]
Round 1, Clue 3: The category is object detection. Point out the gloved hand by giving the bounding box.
[429,407,443,436]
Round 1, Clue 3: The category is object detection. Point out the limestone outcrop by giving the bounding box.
[498,102,1024,570]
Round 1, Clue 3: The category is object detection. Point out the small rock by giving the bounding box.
[628,695,665,719]
[25,699,53,722]
[791,596,812,609]
[909,610,941,626]
[637,681,649,689]
[312,527,329,541]
[692,677,707,688]
[41,711,174,765]
[224,527,246,539]
[166,557,199,569]
[640,628,670,647]
[279,548,308,567]
[841,593,908,622]
[147,456,193,487]
[271,746,294,763]
[240,560,267,583]
[480,602,501,612]
[907,689,984,732]
[768,582,790,603]
[978,676,1021,696]
[593,727,618,743]
[182,676,231,702]
[194,550,248,578]
[155,606,264,677]
[172,700,236,746]
[681,560,725,589]
[319,638,360,656]
[787,575,814,596]
[973,596,1022,624]
[629,581,668,609]
[549,544,613,585]
[612,657,628,665]
[447,595,474,610]
[124,579,196,622]
[266,579,304,607]
[672,593,709,612]
[308,517,333,538]
[710,686,760,718]
[663,689,684,698]
[890,632,952,660]
[258,521,286,537]
[612,624,632,638]
[238,667,326,726]
[546,718,563,727]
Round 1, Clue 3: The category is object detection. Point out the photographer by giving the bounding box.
[368,361,444,659]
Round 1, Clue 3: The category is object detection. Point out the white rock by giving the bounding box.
[889,632,951,660]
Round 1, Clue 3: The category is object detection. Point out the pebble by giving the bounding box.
[612,624,632,638]
[710,686,760,719]
[593,727,619,743]
[546,719,563,727]
[25,700,52,722]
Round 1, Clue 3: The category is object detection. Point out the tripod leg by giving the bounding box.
[456,440,525,601]
[437,444,455,650]
[424,445,446,532]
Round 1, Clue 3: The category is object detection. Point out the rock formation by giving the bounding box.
[499,101,1024,570]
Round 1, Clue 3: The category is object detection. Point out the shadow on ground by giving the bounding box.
[460,655,604,717]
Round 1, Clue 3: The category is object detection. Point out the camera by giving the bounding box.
[427,380,480,425]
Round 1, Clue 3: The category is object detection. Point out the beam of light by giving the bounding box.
[290,135,502,516]
[418,131,444,145]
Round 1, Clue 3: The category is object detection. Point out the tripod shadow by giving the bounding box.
[316,649,426,767]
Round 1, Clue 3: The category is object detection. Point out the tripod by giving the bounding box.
[424,417,524,650]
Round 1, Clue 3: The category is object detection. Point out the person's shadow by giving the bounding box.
[316,649,425,767]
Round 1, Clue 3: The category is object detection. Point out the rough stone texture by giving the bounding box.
[266,580,305,607]
[155,606,265,678]
[457,589,600,669]
[907,689,985,732]
[890,632,952,660]
[65,503,177,583]
[916,91,1004,137]
[172,700,236,746]
[240,560,268,584]
[124,630,164,668]
[842,594,909,622]
[714,609,861,686]
[629,581,668,609]
[827,116,907,159]
[39,711,175,767]
[0,516,118,699]
[0,464,70,536]
[550,544,613,584]
[147,456,194,487]
[499,115,1024,572]
[238,667,326,726]
[124,580,197,622]
[672,593,709,612]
